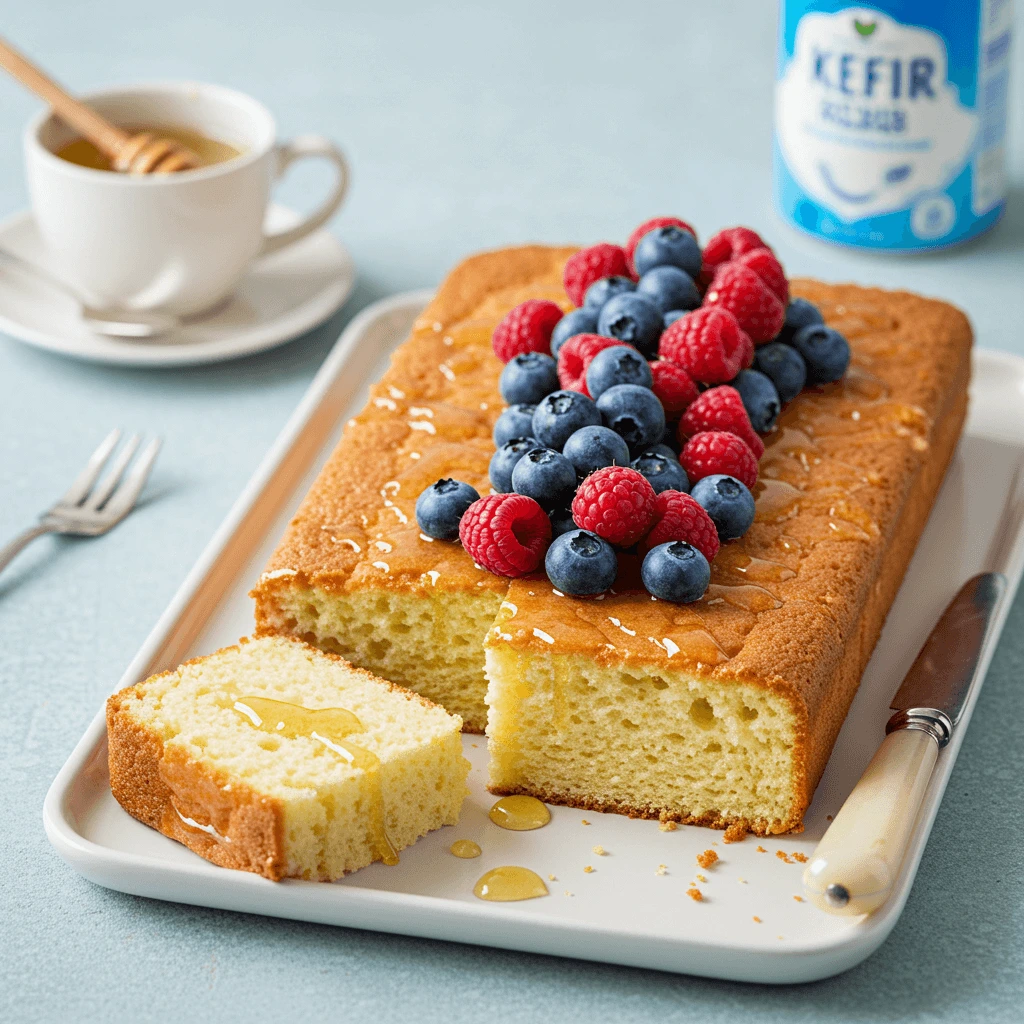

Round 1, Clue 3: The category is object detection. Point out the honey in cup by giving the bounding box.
[55,124,242,172]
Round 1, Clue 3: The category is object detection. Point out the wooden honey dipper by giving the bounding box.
[0,36,199,174]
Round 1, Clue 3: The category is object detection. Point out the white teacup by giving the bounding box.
[25,82,349,316]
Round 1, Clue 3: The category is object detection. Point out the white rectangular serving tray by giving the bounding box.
[44,292,1024,984]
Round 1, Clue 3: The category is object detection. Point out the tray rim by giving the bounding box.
[42,291,1024,984]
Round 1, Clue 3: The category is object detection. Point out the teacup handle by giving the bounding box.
[259,135,349,257]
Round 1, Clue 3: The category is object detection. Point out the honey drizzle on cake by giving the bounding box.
[231,695,399,865]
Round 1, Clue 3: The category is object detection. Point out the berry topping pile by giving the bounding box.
[424,218,852,604]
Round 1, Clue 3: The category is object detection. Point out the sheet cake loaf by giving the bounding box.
[254,247,971,833]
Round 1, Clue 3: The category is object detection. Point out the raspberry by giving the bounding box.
[701,226,768,280]
[492,299,565,363]
[737,327,755,370]
[658,307,749,384]
[679,385,765,459]
[563,244,631,306]
[459,493,551,577]
[735,247,788,305]
[703,263,785,344]
[625,217,697,275]
[571,466,657,548]
[639,490,720,562]
[649,360,699,417]
[680,431,759,490]
[557,333,625,395]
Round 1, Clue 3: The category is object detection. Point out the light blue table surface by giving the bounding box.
[2,2,1022,1021]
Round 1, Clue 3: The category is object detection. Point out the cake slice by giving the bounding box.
[106,635,469,880]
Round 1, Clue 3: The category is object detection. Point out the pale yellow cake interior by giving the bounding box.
[120,636,469,880]
[260,585,503,733]
[485,645,798,830]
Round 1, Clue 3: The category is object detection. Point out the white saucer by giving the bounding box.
[0,205,354,367]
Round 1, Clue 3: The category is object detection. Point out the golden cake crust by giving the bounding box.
[106,635,455,880]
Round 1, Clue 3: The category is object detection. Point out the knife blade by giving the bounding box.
[889,572,1006,739]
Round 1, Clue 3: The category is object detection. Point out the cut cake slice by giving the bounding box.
[107,635,469,880]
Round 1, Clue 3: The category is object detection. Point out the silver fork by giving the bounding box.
[0,429,162,576]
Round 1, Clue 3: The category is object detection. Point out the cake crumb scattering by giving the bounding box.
[696,849,719,869]
[696,873,706,883]
[592,845,606,856]
[776,850,793,864]
[793,895,804,902]
[581,819,591,825]
[548,874,556,881]
[791,852,808,863]
[656,864,668,876]
[564,891,573,897]
[752,916,762,923]
[737,877,747,884]
[658,821,678,832]
[723,823,748,844]
[583,865,594,874]
[756,845,767,853]
[687,887,703,902]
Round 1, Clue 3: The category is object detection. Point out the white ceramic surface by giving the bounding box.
[0,206,353,366]
[43,294,1024,983]
[25,82,348,315]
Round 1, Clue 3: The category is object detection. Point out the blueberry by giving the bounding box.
[690,474,755,541]
[499,352,558,405]
[549,507,577,538]
[511,447,577,510]
[415,478,480,540]
[778,297,824,345]
[630,451,690,494]
[596,383,666,452]
[641,541,711,603]
[636,266,700,314]
[585,345,654,399]
[562,425,630,478]
[791,325,851,385]
[633,225,702,279]
[545,529,618,596]
[753,342,807,403]
[489,437,539,493]
[583,275,636,310]
[493,403,537,447]
[550,307,599,357]
[651,440,681,461]
[532,390,602,450]
[663,310,687,329]
[596,293,663,358]
[731,368,781,433]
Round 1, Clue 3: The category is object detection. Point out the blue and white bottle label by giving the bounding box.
[775,2,1013,250]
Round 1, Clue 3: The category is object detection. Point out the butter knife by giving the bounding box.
[802,571,1007,915]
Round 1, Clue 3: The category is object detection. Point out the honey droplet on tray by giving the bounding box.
[450,839,482,859]
[488,795,551,831]
[473,866,549,902]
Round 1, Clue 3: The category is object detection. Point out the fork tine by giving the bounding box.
[83,434,142,510]
[100,437,162,523]
[60,429,122,506]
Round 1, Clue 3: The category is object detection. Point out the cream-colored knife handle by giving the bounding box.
[802,727,938,915]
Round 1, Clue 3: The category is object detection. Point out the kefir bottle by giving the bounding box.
[775,2,1013,250]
